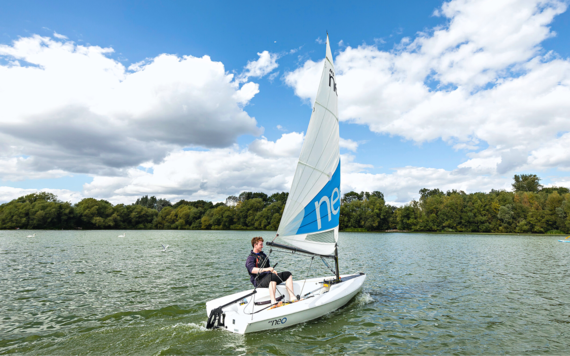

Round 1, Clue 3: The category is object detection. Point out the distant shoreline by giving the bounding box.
[2,185,569,235]
[5,228,568,237]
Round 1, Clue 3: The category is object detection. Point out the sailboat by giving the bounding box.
[205,34,366,334]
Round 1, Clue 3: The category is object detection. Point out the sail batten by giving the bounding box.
[315,101,339,121]
[298,161,331,178]
[276,34,340,256]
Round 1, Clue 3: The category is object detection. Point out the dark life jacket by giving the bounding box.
[249,251,269,269]
[246,250,270,287]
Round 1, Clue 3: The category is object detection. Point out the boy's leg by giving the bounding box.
[269,281,277,304]
[285,275,297,301]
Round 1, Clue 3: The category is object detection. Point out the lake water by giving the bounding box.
[1,230,569,355]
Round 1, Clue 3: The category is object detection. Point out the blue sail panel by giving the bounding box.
[295,162,341,235]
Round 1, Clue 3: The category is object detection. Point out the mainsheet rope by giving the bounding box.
[299,256,314,297]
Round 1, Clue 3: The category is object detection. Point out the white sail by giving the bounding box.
[276,35,340,256]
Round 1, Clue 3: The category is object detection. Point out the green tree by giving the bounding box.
[541,186,570,195]
[0,193,75,229]
[234,198,265,229]
[396,205,416,230]
[253,202,283,230]
[512,174,542,193]
[342,191,363,204]
[209,205,236,230]
[75,198,116,229]
[226,195,239,206]
[238,192,268,204]
[361,195,390,231]
[155,206,174,229]
[156,199,172,212]
[544,191,565,232]
[268,192,289,204]
[419,188,444,200]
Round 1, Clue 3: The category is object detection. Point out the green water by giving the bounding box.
[1,230,569,355]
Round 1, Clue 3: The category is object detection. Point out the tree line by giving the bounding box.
[394,175,569,234]
[1,175,569,234]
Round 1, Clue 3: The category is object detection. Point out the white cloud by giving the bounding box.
[3,131,561,205]
[0,35,262,180]
[289,47,302,55]
[268,71,279,82]
[284,0,570,176]
[283,58,322,105]
[339,138,358,152]
[82,138,301,204]
[528,132,570,171]
[248,132,304,158]
[73,134,361,204]
[3,0,570,206]
[53,32,67,40]
[238,50,279,82]
[0,187,38,203]
[453,142,479,151]
[76,136,518,205]
[233,82,260,104]
[341,153,373,174]
[343,165,511,203]
[547,177,570,189]
[456,154,502,175]
[0,155,70,181]
[0,187,83,204]
[127,58,151,72]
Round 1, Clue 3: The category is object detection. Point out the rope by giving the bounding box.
[270,247,332,299]
[273,271,298,301]
[299,256,314,297]
[321,256,336,276]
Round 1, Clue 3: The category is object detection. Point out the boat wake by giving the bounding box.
[160,322,207,333]
[356,292,374,306]
[99,305,193,321]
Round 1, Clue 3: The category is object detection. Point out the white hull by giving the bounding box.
[206,273,366,334]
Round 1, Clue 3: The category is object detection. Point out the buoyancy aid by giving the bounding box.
[249,251,269,269]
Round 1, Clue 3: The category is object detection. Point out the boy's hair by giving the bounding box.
[251,236,264,248]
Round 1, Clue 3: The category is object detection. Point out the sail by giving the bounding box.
[276,35,340,256]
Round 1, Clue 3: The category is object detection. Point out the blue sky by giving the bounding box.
[1,0,570,205]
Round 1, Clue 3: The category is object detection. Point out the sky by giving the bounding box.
[0,0,569,206]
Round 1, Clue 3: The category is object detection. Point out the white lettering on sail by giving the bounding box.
[314,196,332,230]
[331,188,340,215]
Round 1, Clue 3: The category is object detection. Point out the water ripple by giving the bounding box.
[1,231,570,354]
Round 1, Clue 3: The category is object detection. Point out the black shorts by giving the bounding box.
[257,271,292,288]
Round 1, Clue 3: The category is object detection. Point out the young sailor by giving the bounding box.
[245,237,298,307]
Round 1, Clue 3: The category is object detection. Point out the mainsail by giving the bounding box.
[276,35,340,256]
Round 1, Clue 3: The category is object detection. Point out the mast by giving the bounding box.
[334,244,340,282]
[270,33,340,280]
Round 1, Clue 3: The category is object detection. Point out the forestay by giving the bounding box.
[276,35,340,256]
